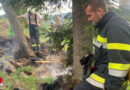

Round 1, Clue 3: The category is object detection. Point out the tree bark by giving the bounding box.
[72,0,93,80]
[2,3,35,58]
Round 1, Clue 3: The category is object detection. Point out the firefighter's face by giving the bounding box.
[86,5,103,24]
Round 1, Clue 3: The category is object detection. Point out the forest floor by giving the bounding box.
[0,22,78,90]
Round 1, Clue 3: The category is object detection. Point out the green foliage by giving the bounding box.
[45,16,73,66]
[85,24,98,37]
[43,14,54,22]
[81,46,91,55]
[82,24,97,54]
[0,66,53,90]
[48,24,72,51]
[127,81,130,90]
[85,24,94,34]
[1,0,68,15]
[39,22,50,42]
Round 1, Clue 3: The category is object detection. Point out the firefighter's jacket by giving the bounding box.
[86,11,130,89]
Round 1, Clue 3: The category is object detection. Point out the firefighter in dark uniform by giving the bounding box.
[74,0,130,90]
[17,10,44,53]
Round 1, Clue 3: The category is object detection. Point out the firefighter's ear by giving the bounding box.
[96,8,104,18]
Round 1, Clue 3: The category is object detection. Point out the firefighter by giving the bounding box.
[17,10,44,53]
[74,0,130,90]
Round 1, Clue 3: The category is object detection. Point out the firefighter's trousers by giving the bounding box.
[29,24,40,51]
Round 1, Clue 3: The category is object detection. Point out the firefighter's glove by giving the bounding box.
[80,56,88,65]
[80,54,94,65]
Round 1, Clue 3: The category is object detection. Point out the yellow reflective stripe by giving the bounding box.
[108,63,130,70]
[32,44,36,47]
[37,44,40,46]
[86,77,104,88]
[107,43,130,51]
[97,35,107,43]
[90,73,105,84]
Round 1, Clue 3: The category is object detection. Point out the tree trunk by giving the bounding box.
[2,3,35,58]
[72,0,93,80]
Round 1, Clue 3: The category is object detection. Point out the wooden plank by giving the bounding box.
[8,62,15,72]
[34,60,55,63]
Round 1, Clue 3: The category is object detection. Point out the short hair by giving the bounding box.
[85,0,108,12]
[28,10,32,14]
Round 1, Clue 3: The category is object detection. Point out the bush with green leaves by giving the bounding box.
[39,21,50,42]
[46,15,73,66]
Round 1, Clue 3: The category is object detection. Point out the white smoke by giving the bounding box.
[39,62,73,79]
[0,38,19,72]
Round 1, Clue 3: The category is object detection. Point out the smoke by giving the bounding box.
[0,38,19,54]
[0,38,19,72]
[40,62,73,79]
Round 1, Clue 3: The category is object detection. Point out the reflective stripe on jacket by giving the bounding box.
[87,11,130,89]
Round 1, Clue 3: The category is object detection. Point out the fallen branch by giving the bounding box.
[34,60,56,63]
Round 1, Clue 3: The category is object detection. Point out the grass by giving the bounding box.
[0,66,53,90]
